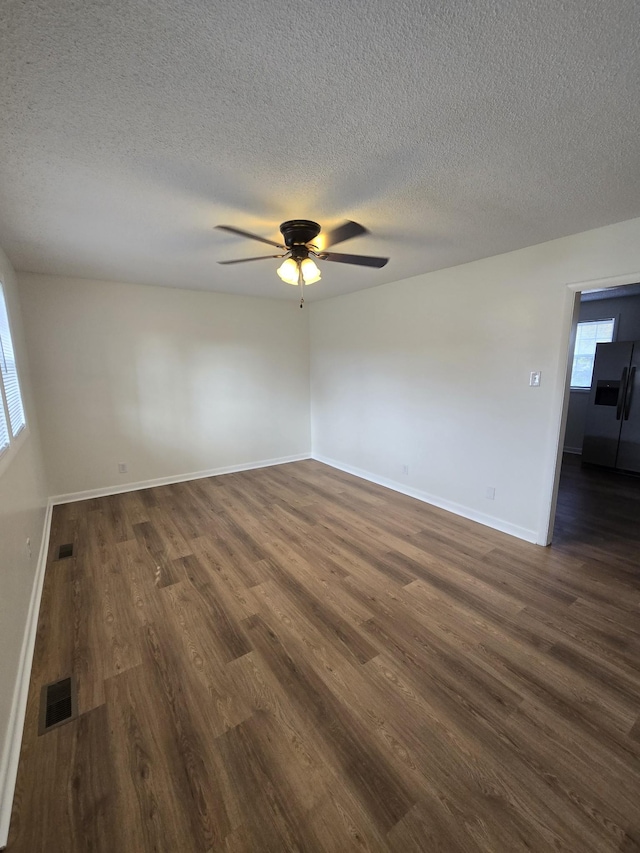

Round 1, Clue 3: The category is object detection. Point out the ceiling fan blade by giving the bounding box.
[215,225,285,249]
[322,220,369,248]
[320,251,388,268]
[218,254,285,265]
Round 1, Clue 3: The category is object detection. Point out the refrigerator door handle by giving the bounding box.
[616,367,629,420]
[623,365,636,420]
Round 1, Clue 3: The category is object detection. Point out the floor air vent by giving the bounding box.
[57,543,74,559]
[38,676,78,735]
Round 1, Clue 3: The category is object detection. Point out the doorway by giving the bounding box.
[545,277,640,546]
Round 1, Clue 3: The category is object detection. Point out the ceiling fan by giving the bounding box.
[216,219,389,307]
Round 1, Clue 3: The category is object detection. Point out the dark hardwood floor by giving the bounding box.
[6,457,640,852]
[554,453,640,560]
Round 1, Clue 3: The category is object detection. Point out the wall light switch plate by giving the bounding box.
[529,371,541,387]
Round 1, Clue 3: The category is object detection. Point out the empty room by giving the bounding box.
[1,1,640,851]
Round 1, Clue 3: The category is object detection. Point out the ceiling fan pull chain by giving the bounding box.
[299,268,304,308]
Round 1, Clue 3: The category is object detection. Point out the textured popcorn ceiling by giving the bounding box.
[1,0,640,301]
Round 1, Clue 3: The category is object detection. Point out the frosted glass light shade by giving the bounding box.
[276,257,300,285]
[300,257,321,284]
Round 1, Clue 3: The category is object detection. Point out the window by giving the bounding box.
[0,282,26,456]
[570,317,616,389]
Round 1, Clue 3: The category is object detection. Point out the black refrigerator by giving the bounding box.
[582,341,640,472]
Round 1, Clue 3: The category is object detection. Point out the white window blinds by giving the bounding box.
[0,283,26,441]
[0,395,9,454]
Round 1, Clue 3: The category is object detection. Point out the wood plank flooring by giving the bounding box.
[6,456,640,852]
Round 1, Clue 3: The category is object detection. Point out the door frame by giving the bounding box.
[538,270,640,545]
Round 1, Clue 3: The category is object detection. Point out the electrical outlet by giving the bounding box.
[118,463,128,474]
[486,486,496,500]
[529,371,541,387]
[402,465,409,475]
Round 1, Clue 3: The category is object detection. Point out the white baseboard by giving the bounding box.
[0,500,53,850]
[50,453,312,505]
[312,454,538,544]
[563,446,582,455]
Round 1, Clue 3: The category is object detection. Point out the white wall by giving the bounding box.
[19,274,311,498]
[310,216,640,543]
[0,248,48,840]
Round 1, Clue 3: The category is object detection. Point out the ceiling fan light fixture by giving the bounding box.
[276,257,299,285]
[300,257,321,284]
[217,219,388,302]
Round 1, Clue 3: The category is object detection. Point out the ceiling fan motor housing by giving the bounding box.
[279,220,321,248]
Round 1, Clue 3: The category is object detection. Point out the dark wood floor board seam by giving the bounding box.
[255,551,379,665]
[250,579,377,683]
[396,578,640,732]
[517,604,640,678]
[363,592,639,748]
[381,547,531,618]
[256,535,376,625]
[350,576,640,770]
[242,612,416,832]
[171,555,253,663]
[366,653,637,848]
[222,645,401,848]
